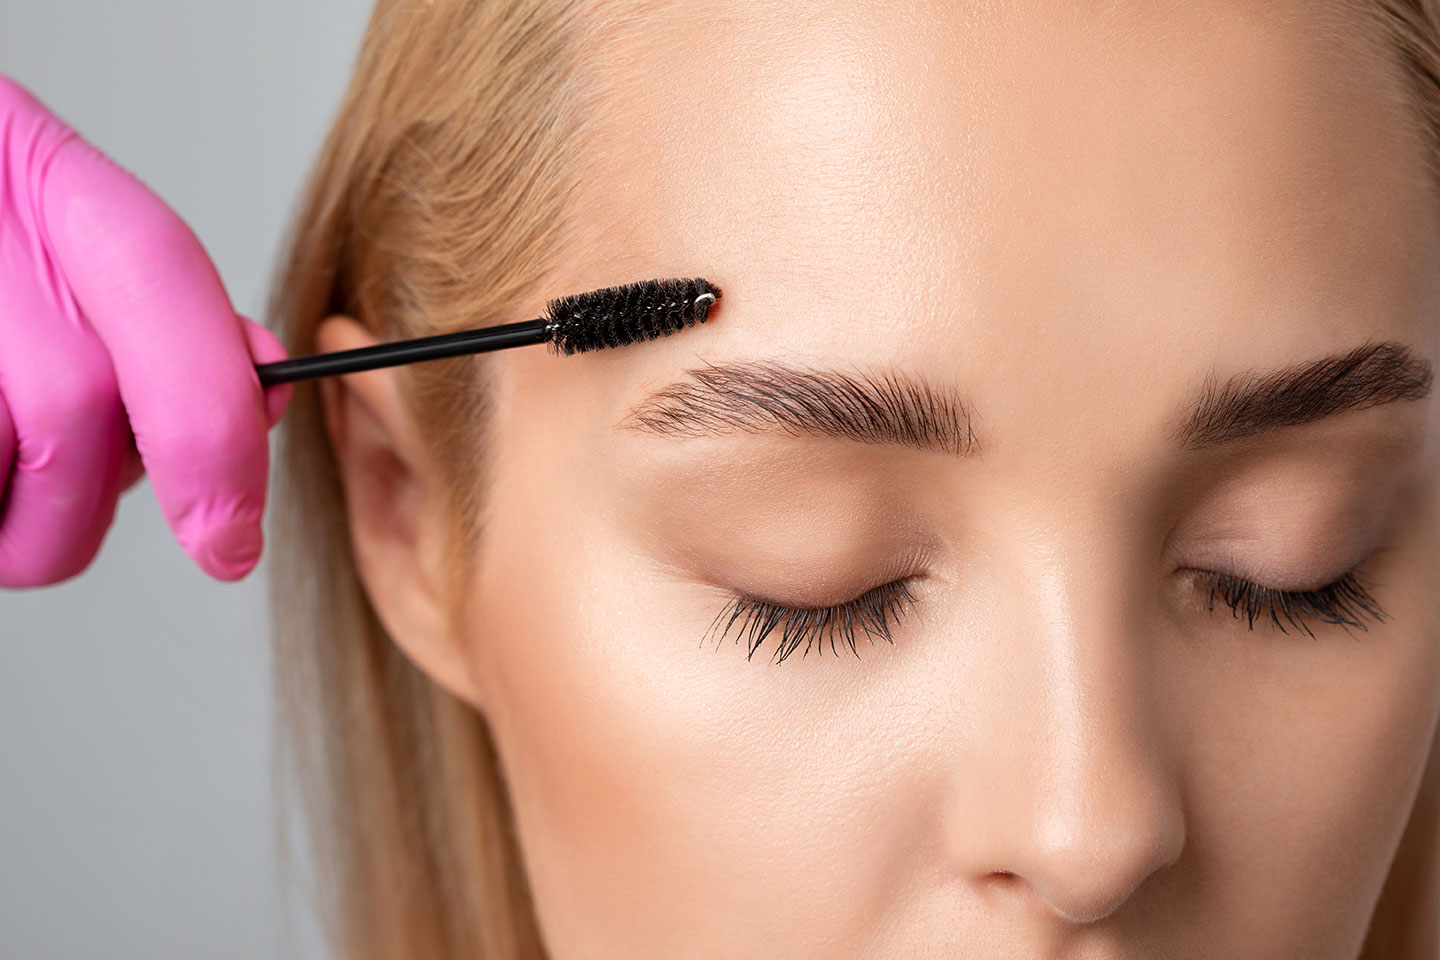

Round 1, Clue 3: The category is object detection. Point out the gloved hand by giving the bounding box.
[0,74,292,587]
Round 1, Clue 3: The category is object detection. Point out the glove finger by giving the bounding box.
[0,319,128,587]
[238,314,293,429]
[38,133,271,582]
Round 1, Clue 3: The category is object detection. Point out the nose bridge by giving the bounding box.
[944,516,1187,924]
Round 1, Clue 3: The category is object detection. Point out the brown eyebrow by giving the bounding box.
[618,358,978,455]
[616,340,1432,455]
[1168,339,1432,448]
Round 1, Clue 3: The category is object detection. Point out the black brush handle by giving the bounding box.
[255,318,549,387]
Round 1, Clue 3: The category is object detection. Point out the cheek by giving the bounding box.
[467,493,928,957]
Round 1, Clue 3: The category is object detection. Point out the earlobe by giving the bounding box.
[313,314,484,710]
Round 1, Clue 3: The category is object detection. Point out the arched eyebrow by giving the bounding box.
[615,340,1433,456]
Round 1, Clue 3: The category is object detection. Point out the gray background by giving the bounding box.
[2,3,372,956]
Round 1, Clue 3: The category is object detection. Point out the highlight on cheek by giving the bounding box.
[702,578,921,664]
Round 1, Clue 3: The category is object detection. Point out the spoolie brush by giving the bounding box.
[254,276,722,387]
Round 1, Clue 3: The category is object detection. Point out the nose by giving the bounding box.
[941,560,1187,925]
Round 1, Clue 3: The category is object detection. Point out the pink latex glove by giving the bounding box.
[0,75,292,587]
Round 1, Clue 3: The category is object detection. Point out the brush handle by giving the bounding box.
[255,318,549,386]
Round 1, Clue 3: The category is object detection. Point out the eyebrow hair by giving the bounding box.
[616,340,1432,456]
[619,358,977,455]
[1168,339,1433,449]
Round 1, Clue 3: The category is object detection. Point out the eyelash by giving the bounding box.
[702,579,921,664]
[1188,567,1388,640]
[704,566,1389,663]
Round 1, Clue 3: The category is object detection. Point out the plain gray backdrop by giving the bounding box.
[2,3,374,956]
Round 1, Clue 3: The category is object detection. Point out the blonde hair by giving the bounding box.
[267,2,1440,957]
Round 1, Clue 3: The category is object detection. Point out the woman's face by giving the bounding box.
[413,1,1440,956]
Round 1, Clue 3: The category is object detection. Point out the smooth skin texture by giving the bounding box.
[0,75,291,587]
[320,1,1440,956]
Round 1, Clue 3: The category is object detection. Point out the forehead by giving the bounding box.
[564,0,1435,358]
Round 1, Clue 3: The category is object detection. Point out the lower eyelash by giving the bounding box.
[1191,567,1389,640]
[702,579,920,664]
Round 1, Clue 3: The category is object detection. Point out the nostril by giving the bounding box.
[982,869,1064,917]
[984,870,1038,899]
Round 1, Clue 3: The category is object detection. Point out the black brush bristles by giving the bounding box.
[542,277,722,355]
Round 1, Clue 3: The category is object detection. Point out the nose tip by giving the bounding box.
[973,782,1187,925]
[1031,806,1185,923]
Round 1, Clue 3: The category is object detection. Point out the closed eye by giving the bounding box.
[1186,565,1388,640]
[700,562,1389,665]
[701,578,921,664]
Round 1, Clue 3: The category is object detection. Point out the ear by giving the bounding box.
[314,315,483,709]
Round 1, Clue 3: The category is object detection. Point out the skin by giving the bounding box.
[318,1,1440,957]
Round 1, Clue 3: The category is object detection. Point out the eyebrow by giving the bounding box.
[616,340,1433,456]
[1169,339,1432,449]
